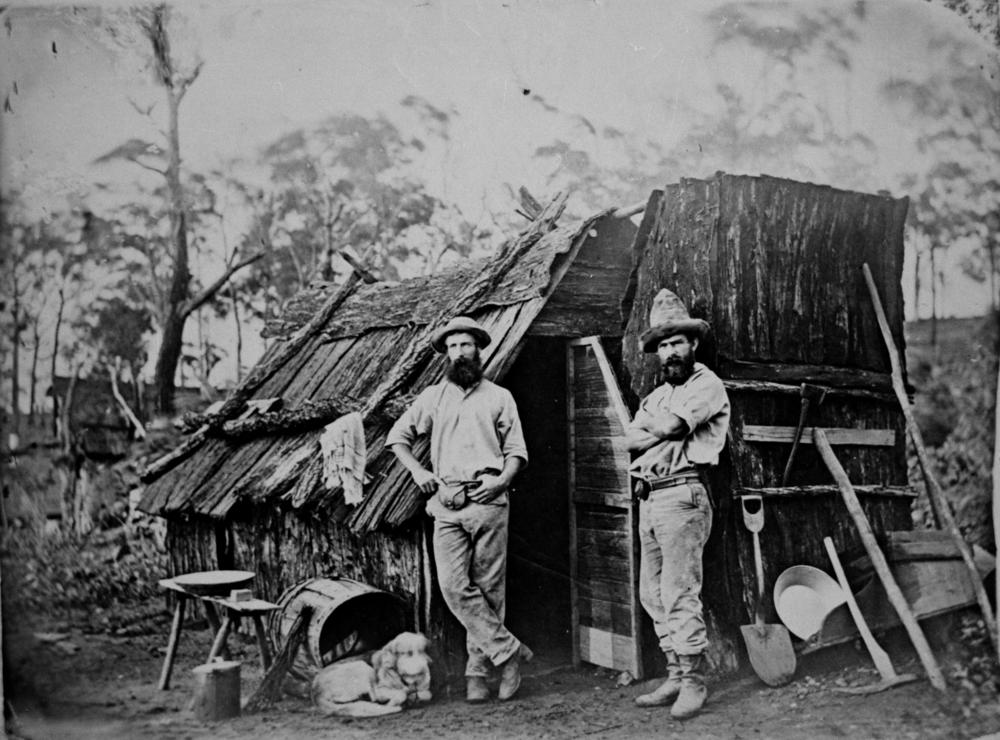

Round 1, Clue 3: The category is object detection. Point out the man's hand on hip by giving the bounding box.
[467,474,507,504]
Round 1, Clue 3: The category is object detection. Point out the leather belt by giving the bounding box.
[632,471,704,500]
[648,472,704,491]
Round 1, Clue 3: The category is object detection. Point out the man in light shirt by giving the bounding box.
[625,289,730,720]
[388,316,531,704]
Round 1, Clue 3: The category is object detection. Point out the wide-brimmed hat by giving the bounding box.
[431,316,492,353]
[639,289,710,353]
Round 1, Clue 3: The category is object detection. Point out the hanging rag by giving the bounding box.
[319,412,368,505]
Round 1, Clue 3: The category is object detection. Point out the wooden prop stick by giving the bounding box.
[863,263,998,657]
[814,429,947,692]
[994,346,1000,663]
[243,605,312,713]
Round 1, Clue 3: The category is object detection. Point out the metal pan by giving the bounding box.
[172,570,256,597]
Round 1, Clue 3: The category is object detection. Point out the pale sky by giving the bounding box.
[5,0,985,214]
[1,0,997,390]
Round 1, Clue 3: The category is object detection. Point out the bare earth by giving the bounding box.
[6,609,1000,740]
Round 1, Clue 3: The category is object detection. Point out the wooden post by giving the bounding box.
[863,263,999,657]
[814,428,947,692]
[190,660,241,721]
[158,595,187,690]
[252,615,273,672]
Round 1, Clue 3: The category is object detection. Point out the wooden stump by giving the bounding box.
[190,660,241,722]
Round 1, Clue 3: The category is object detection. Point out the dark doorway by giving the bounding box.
[503,337,572,664]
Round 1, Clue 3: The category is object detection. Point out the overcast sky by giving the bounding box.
[2,0,997,325]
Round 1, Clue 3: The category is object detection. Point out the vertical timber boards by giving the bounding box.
[567,337,643,678]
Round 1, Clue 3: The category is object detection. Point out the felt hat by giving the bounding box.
[639,289,710,353]
[431,316,492,353]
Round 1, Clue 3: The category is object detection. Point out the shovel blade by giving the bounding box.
[740,623,797,687]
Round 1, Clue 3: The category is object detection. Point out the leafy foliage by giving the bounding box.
[908,314,998,548]
[241,107,487,303]
[3,526,169,632]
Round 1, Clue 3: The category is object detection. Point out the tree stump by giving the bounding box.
[190,660,241,721]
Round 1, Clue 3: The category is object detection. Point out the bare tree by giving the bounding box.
[94,5,264,413]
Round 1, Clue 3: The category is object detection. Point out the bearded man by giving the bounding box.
[387,316,531,704]
[625,290,730,720]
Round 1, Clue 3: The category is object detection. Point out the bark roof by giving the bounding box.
[138,199,619,532]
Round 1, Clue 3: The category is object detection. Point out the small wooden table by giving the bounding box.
[157,577,281,690]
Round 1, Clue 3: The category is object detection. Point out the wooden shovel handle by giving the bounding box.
[823,537,897,680]
[814,428,947,692]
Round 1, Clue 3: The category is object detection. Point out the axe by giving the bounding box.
[781,383,827,486]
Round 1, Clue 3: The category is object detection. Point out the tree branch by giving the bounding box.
[127,97,157,118]
[128,155,167,177]
[176,61,204,102]
[180,252,266,319]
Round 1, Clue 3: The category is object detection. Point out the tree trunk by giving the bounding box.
[929,244,938,347]
[59,368,79,529]
[155,305,186,414]
[912,248,921,320]
[231,287,243,383]
[51,287,65,436]
[146,4,195,415]
[11,278,21,436]
[990,236,997,313]
[28,319,40,423]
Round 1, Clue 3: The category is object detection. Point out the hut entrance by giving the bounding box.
[502,336,645,678]
[502,337,573,666]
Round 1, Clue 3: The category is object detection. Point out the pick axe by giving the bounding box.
[781,383,827,486]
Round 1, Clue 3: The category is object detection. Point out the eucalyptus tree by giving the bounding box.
[243,102,483,307]
[91,4,263,414]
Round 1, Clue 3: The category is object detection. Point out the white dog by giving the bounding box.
[311,632,433,717]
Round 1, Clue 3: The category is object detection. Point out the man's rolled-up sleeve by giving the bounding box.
[385,389,432,448]
[497,392,528,466]
[671,374,727,432]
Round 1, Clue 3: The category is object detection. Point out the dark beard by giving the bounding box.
[447,354,484,388]
[660,355,695,386]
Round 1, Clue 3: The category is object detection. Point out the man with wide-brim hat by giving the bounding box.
[638,290,711,354]
[431,316,492,354]
[388,315,532,704]
[625,289,730,720]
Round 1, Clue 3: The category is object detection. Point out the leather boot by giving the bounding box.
[670,653,707,720]
[498,644,533,701]
[634,649,681,707]
[466,676,489,703]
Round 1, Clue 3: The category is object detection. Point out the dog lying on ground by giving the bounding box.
[311,631,432,717]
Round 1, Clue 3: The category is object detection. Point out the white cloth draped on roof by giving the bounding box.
[319,411,368,505]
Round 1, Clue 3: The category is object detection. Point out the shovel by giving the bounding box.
[823,537,919,694]
[739,495,796,686]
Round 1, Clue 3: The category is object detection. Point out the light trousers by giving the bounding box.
[428,496,521,676]
[637,482,713,656]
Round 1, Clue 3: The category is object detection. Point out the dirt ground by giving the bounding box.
[5,604,1000,740]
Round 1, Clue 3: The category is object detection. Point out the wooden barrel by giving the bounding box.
[269,577,408,667]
